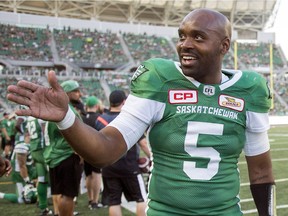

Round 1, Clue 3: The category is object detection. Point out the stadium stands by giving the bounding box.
[0,23,287,115]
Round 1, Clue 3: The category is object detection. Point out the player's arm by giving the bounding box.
[61,118,128,168]
[7,70,153,169]
[246,150,276,215]
[138,136,151,158]
[17,152,30,182]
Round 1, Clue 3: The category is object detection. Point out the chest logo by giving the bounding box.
[219,95,244,111]
[203,85,215,96]
[169,90,198,104]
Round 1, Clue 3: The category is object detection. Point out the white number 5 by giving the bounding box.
[184,121,223,180]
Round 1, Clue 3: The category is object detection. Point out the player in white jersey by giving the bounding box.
[7,8,275,216]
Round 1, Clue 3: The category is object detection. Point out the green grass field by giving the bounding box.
[0,125,287,215]
[239,124,288,216]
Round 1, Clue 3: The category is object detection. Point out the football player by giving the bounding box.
[0,133,36,204]
[7,8,275,216]
[26,116,52,215]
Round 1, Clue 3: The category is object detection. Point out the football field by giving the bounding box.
[0,124,287,215]
[239,124,288,216]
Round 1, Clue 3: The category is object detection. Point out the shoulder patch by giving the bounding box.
[131,64,149,81]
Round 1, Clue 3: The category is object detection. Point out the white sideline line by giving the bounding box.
[240,178,288,186]
[241,198,253,203]
[269,134,288,137]
[238,158,288,165]
[270,142,288,145]
[271,148,288,151]
[243,205,288,214]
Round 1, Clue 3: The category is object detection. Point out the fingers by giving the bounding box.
[6,90,31,108]
[7,81,35,98]
[48,70,62,91]
[7,79,44,111]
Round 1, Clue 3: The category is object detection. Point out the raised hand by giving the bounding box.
[7,70,69,122]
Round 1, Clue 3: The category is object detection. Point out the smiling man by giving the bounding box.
[7,8,275,216]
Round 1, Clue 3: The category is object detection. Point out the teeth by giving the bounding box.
[183,56,196,60]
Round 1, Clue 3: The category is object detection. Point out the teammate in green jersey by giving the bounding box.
[43,80,83,216]
[7,8,275,216]
[26,116,52,215]
[1,112,12,158]
[0,137,36,204]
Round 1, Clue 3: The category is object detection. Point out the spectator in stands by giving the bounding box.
[95,90,149,216]
[82,96,103,210]
[7,8,275,216]
[43,80,83,216]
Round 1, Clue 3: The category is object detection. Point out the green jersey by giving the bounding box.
[1,118,9,139]
[11,143,36,183]
[26,116,46,152]
[129,58,271,216]
[14,116,27,146]
[44,105,81,168]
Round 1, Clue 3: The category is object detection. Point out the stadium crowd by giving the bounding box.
[0,22,287,115]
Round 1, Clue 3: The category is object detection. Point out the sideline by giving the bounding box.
[0,181,13,185]
[269,116,288,125]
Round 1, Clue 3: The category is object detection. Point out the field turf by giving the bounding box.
[0,125,287,215]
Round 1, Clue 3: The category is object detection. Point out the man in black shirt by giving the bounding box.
[95,90,149,216]
[82,96,103,210]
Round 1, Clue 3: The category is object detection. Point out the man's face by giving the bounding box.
[67,89,82,102]
[176,11,227,83]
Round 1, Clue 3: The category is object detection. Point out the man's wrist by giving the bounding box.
[250,182,276,216]
[56,106,76,130]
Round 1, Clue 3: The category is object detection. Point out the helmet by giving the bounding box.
[22,184,38,204]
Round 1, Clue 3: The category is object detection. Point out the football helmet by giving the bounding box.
[22,184,38,204]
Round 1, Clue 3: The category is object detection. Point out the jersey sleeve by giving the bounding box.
[244,72,271,132]
[130,58,167,102]
[246,72,271,113]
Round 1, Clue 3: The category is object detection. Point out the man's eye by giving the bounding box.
[178,34,185,40]
[195,35,204,40]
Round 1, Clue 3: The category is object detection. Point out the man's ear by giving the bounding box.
[221,37,230,54]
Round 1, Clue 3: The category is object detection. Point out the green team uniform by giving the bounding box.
[11,143,36,184]
[26,116,48,177]
[44,105,81,168]
[26,116,51,210]
[14,116,27,146]
[26,117,45,152]
[1,118,10,143]
[129,58,271,215]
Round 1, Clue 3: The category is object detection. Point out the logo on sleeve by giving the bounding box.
[169,90,198,104]
[131,65,148,81]
[219,95,244,111]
